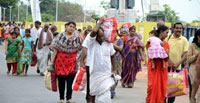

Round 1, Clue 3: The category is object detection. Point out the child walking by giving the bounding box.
[20,29,34,76]
[5,31,21,75]
[147,30,168,70]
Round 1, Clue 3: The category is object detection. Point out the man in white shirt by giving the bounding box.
[82,18,117,103]
[31,21,42,48]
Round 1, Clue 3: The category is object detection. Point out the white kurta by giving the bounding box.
[82,35,115,103]
[30,27,42,44]
[37,32,49,73]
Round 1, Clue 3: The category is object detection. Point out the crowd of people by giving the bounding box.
[0,19,200,103]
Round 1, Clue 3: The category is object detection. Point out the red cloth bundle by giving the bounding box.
[31,51,37,67]
[101,17,117,43]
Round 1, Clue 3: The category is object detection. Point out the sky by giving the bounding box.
[23,0,200,23]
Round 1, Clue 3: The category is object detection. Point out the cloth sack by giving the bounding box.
[121,23,131,30]
[101,17,117,43]
[183,67,188,88]
[72,67,87,91]
[167,70,188,97]
[44,66,57,92]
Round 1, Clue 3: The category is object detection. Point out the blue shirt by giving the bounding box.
[20,29,25,37]
[23,38,32,50]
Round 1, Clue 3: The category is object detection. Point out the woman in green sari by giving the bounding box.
[14,27,23,75]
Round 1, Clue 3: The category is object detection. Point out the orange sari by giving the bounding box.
[146,41,169,103]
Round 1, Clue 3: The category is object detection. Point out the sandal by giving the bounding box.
[58,100,64,103]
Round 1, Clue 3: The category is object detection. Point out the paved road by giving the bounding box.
[0,44,189,103]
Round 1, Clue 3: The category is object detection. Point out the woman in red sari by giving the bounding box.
[146,25,169,103]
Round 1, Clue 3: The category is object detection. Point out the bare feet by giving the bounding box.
[20,72,25,76]
[7,71,10,75]
[121,83,126,88]
[12,73,17,76]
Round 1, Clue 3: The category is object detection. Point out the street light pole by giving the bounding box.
[56,0,58,22]
[8,6,13,21]
[84,0,86,22]
[18,2,20,22]
[3,8,6,21]
[26,1,29,22]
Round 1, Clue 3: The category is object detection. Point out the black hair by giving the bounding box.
[11,31,17,36]
[78,29,82,32]
[65,21,76,27]
[192,29,200,45]
[87,25,92,29]
[14,27,20,31]
[53,32,59,37]
[129,26,136,32]
[156,25,169,37]
[173,22,183,28]
[84,29,90,36]
[149,30,158,36]
[35,21,41,25]
[25,29,31,34]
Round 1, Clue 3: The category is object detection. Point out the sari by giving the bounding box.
[146,41,169,103]
[16,35,23,74]
[121,37,143,87]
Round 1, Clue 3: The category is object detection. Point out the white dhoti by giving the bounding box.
[90,72,115,103]
[37,46,49,73]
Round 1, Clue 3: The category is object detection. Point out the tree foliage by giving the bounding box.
[158,4,179,22]
[0,0,19,7]
[57,1,84,22]
[40,0,56,20]
[41,13,54,22]
[100,1,110,11]
[91,13,100,21]
[1,0,84,22]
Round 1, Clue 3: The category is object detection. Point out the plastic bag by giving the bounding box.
[44,67,57,92]
[101,17,117,43]
[72,67,87,91]
[31,51,37,67]
[167,70,187,97]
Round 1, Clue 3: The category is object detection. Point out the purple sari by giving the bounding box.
[121,37,143,87]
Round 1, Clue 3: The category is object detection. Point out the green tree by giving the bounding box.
[40,0,56,20]
[0,0,19,7]
[41,13,54,22]
[91,13,100,21]
[58,1,84,22]
[158,4,179,22]
[100,1,110,11]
